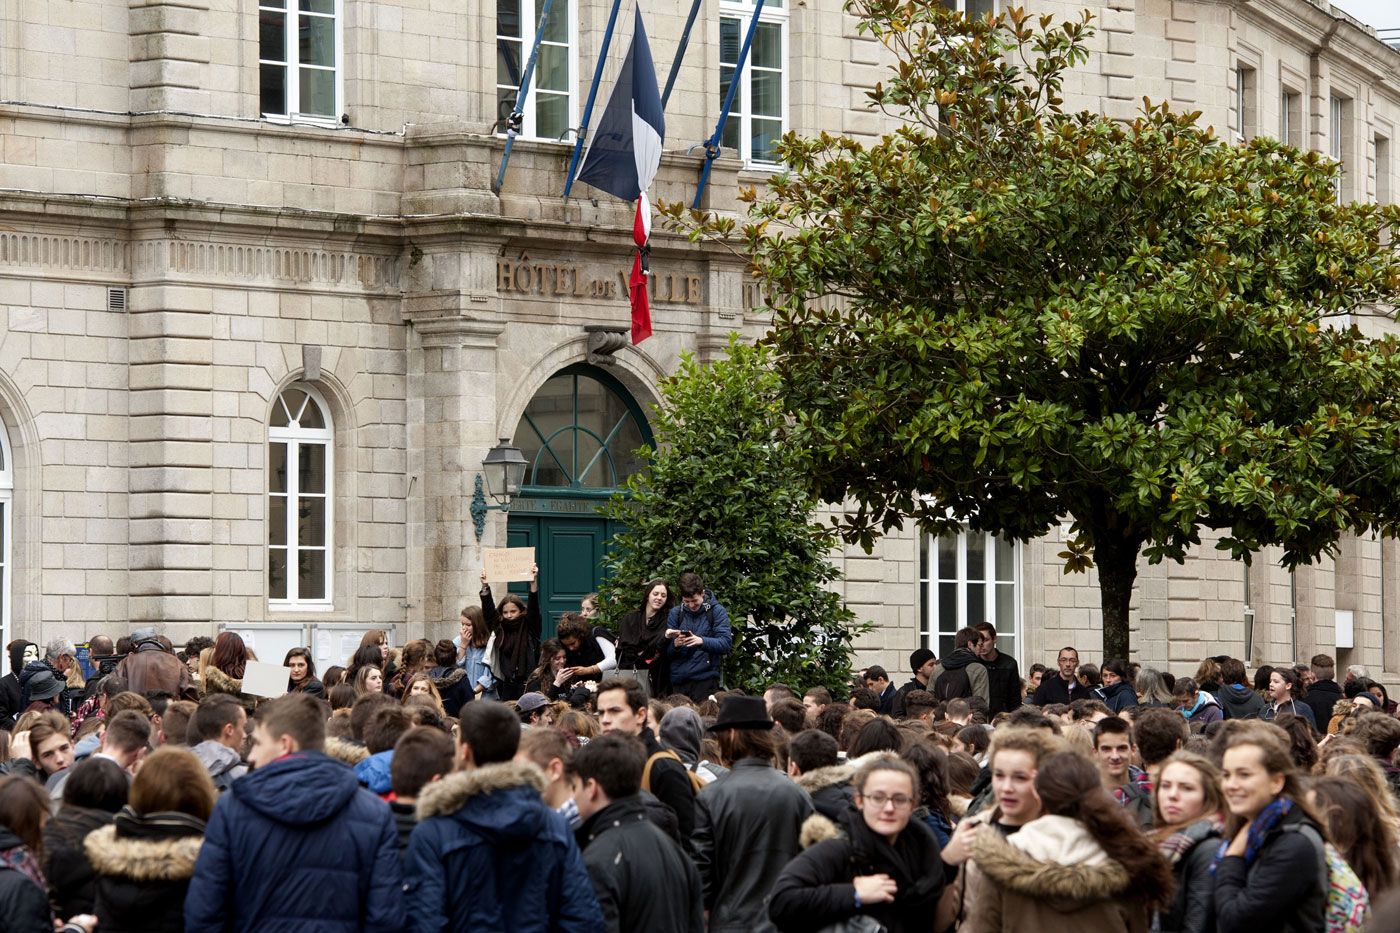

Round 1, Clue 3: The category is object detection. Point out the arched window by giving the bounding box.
[513,365,651,493]
[0,421,12,651]
[268,385,333,609]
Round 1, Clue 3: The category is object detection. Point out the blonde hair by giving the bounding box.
[401,673,445,716]
[1151,750,1226,831]
[1319,754,1400,838]
[987,727,1065,770]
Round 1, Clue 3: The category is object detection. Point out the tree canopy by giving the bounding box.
[597,337,868,695]
[664,1,1400,658]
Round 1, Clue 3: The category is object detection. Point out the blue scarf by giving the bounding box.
[1180,691,1208,720]
[1211,795,1292,873]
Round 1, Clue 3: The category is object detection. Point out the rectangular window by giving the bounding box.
[1235,65,1255,143]
[940,0,997,15]
[1378,135,1391,206]
[719,0,787,165]
[1281,88,1302,148]
[496,0,575,140]
[1331,94,1352,204]
[919,529,1020,663]
[269,387,333,610]
[1243,561,1255,661]
[259,0,340,120]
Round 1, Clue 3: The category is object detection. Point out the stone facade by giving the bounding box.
[1,0,1398,685]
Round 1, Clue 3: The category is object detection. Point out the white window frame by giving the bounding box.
[268,385,334,612]
[258,0,344,124]
[1331,94,1350,204]
[496,0,579,141]
[718,0,788,167]
[940,0,1000,16]
[919,527,1022,665]
[0,422,12,656]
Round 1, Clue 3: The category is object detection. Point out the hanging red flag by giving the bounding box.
[629,194,652,345]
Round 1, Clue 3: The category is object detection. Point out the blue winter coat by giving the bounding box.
[404,760,604,933]
[664,591,733,685]
[183,750,405,933]
[354,750,394,796]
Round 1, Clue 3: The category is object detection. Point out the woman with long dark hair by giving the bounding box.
[455,606,495,700]
[972,751,1173,931]
[43,757,128,919]
[525,639,570,701]
[478,565,542,701]
[1260,668,1317,730]
[1151,750,1226,933]
[283,647,323,697]
[0,775,96,932]
[343,644,383,687]
[1309,774,1397,901]
[1213,729,1331,932]
[901,741,955,847]
[201,632,256,713]
[616,579,674,695]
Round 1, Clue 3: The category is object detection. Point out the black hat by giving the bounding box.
[910,648,936,672]
[27,669,64,702]
[706,695,774,732]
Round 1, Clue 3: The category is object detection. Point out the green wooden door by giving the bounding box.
[506,516,610,640]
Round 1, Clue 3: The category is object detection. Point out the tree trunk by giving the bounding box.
[1094,537,1141,661]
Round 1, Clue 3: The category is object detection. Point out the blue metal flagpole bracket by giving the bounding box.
[692,0,765,209]
[495,0,557,192]
[563,0,627,199]
[661,0,703,110]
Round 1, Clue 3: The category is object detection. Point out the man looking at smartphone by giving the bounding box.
[664,573,732,705]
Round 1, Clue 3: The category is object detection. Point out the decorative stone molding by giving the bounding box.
[584,326,629,365]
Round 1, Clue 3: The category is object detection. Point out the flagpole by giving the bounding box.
[661,0,703,110]
[563,0,627,199]
[494,0,556,191]
[691,0,765,209]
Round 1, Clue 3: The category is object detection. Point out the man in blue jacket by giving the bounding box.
[664,573,733,704]
[405,699,604,933]
[184,692,405,932]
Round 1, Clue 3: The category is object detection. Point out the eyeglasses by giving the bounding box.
[861,793,914,810]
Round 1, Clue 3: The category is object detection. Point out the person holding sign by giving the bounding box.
[479,564,542,702]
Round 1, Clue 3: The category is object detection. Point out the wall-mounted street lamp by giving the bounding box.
[471,437,528,541]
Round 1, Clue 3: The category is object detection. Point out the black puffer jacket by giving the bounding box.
[793,764,856,823]
[429,666,474,718]
[981,650,1023,716]
[578,795,704,933]
[768,806,945,933]
[693,758,813,933]
[42,805,114,916]
[86,808,204,933]
[1213,804,1327,933]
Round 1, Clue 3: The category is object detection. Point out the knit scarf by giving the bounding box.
[1211,795,1292,873]
[1180,691,1210,720]
[1155,812,1226,866]
[0,843,48,895]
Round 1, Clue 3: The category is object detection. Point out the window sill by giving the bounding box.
[268,601,335,613]
[261,113,343,130]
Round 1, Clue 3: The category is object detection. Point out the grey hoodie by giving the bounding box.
[658,706,727,783]
[191,739,249,790]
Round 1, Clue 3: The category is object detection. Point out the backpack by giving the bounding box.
[642,749,705,795]
[932,665,971,701]
[1287,823,1369,933]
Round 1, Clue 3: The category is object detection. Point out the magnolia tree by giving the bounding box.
[663,2,1400,659]
[597,337,869,695]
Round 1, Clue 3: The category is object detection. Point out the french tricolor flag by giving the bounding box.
[576,6,665,345]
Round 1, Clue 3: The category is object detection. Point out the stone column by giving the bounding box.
[129,0,211,113]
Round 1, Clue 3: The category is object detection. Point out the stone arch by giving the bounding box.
[497,336,666,438]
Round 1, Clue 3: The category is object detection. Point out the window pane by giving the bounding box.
[719,65,735,107]
[262,0,286,8]
[720,18,740,64]
[299,0,332,12]
[537,44,568,92]
[299,67,335,116]
[995,584,1014,630]
[995,535,1014,581]
[938,635,956,659]
[269,442,288,493]
[540,0,568,44]
[299,444,325,494]
[498,0,521,38]
[498,38,522,88]
[298,550,325,600]
[300,15,335,67]
[966,0,995,17]
[260,11,286,62]
[722,120,739,155]
[752,23,781,69]
[261,63,288,115]
[280,388,306,419]
[298,498,325,547]
[967,583,985,627]
[269,548,288,600]
[268,495,287,546]
[966,531,986,581]
[299,397,325,430]
[938,582,956,629]
[498,88,518,125]
[937,536,957,579]
[752,70,781,117]
[536,92,568,140]
[605,412,647,485]
[752,119,781,162]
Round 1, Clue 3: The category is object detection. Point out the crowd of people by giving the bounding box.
[0,570,1399,931]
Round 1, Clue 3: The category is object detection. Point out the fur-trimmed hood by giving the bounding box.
[416,761,546,820]
[973,817,1130,905]
[799,812,842,849]
[323,736,370,766]
[84,822,203,882]
[433,667,468,690]
[202,665,244,695]
[793,764,854,794]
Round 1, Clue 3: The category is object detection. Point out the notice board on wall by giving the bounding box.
[219,624,307,669]
[310,624,394,674]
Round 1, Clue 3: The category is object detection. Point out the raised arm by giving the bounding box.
[526,563,542,640]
